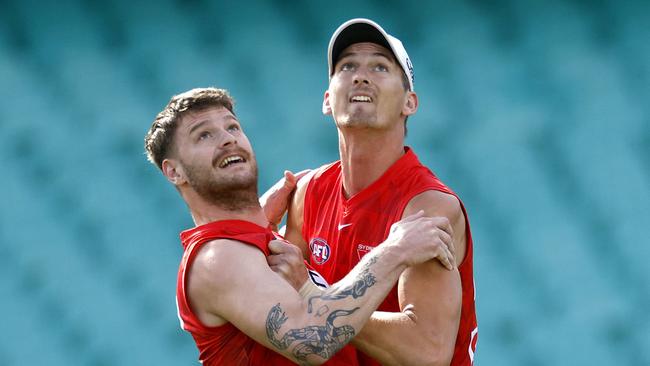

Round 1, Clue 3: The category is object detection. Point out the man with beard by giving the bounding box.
[268,19,478,365]
[144,87,457,365]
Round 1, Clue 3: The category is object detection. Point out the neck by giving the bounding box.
[338,126,405,198]
[183,190,269,227]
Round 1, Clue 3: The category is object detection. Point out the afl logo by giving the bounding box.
[309,238,331,265]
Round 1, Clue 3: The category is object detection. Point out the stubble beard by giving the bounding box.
[339,109,377,128]
[183,160,259,211]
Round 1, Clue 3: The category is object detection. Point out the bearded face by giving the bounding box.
[180,151,259,211]
[166,106,261,212]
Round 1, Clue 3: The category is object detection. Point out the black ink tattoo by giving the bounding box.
[264,255,380,363]
[266,303,359,363]
[307,264,377,313]
[367,256,378,266]
[315,305,330,317]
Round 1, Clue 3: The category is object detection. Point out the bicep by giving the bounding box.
[398,261,462,360]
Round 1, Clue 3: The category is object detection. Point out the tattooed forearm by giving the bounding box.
[266,303,359,363]
[264,256,382,363]
[307,258,377,313]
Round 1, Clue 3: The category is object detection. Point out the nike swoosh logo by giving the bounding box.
[338,223,352,230]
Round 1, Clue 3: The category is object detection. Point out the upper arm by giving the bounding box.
[404,190,467,266]
[187,240,308,360]
[284,170,316,258]
[397,260,462,364]
[399,191,465,363]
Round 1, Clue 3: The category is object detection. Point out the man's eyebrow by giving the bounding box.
[372,52,394,62]
[338,51,355,61]
[188,119,210,135]
[337,51,394,64]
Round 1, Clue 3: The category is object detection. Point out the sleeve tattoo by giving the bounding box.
[265,258,378,363]
[266,304,358,363]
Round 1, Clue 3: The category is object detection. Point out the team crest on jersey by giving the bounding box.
[357,244,375,260]
[309,237,331,264]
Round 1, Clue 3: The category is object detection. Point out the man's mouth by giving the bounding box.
[218,154,247,168]
[349,95,373,103]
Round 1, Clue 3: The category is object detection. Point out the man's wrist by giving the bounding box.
[298,279,324,298]
[375,242,408,272]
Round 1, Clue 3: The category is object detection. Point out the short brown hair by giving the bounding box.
[144,87,235,170]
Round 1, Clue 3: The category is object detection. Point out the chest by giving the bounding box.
[306,192,409,278]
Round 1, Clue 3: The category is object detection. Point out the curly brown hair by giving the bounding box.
[144,88,236,170]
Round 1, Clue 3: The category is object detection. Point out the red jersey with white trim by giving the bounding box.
[302,147,478,366]
[176,219,357,366]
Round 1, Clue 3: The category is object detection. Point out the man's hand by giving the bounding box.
[267,239,309,291]
[260,170,311,230]
[386,210,456,270]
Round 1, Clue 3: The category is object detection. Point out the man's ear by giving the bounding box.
[322,90,332,115]
[162,158,186,186]
[402,91,418,116]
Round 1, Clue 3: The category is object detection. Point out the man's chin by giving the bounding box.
[195,179,259,210]
[228,171,257,186]
[337,119,376,128]
[217,176,257,192]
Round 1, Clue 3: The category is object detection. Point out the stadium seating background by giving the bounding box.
[0,0,648,365]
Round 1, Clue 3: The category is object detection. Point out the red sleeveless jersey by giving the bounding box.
[176,219,357,365]
[302,148,478,365]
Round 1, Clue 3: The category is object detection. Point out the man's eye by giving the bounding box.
[374,64,388,72]
[198,131,212,140]
[227,124,240,132]
[340,63,354,71]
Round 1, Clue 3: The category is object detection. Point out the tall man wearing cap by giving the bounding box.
[267,19,478,365]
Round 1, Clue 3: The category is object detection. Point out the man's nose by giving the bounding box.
[219,130,237,147]
[353,68,371,85]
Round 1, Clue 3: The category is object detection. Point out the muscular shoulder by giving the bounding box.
[404,190,467,265]
[293,162,338,206]
[292,169,317,210]
[404,190,463,223]
[191,238,269,285]
[187,239,267,325]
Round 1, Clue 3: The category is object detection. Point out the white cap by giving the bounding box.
[328,18,414,91]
